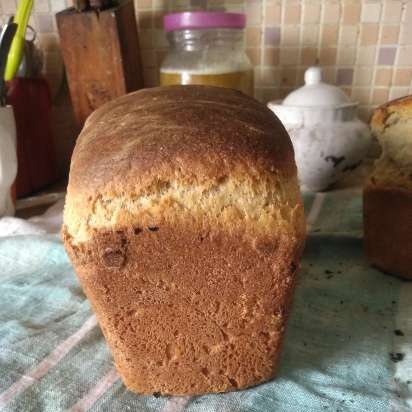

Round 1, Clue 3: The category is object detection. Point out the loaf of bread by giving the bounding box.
[364,95,412,279]
[63,85,306,395]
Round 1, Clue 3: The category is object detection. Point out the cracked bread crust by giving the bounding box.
[64,85,299,244]
[63,85,306,395]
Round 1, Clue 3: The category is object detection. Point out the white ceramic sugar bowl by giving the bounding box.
[268,66,371,191]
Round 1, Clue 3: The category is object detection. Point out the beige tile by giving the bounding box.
[266,3,281,24]
[339,25,358,45]
[354,67,373,85]
[246,48,262,66]
[261,87,282,104]
[372,89,389,105]
[279,48,299,65]
[253,66,261,86]
[246,1,262,26]
[383,1,402,22]
[153,0,168,9]
[343,2,361,24]
[301,47,318,65]
[153,28,168,48]
[34,0,50,13]
[389,87,410,100]
[263,48,279,66]
[360,23,379,45]
[322,67,336,84]
[337,47,356,65]
[356,46,376,66]
[341,87,352,97]
[398,46,412,66]
[261,67,280,86]
[282,26,300,46]
[380,25,400,44]
[280,68,297,86]
[351,87,371,104]
[225,4,245,13]
[375,68,393,86]
[302,24,319,45]
[393,68,412,86]
[246,27,261,47]
[404,2,412,23]
[140,50,156,68]
[2,0,16,14]
[139,29,153,49]
[153,10,165,29]
[35,14,54,33]
[38,33,60,52]
[361,2,381,22]
[357,106,373,122]
[136,0,153,10]
[296,66,305,84]
[143,68,159,87]
[156,49,168,66]
[321,24,339,46]
[303,3,320,23]
[323,3,340,23]
[138,11,153,29]
[319,48,337,65]
[399,23,412,45]
[284,4,301,24]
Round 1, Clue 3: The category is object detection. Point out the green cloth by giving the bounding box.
[0,190,411,412]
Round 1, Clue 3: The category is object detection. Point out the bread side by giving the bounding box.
[364,186,412,279]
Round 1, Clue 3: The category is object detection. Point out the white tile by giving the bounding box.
[361,2,381,22]
[51,0,68,12]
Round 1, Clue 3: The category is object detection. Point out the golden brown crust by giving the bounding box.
[364,185,412,280]
[69,85,294,198]
[63,221,303,395]
[64,85,303,244]
[370,94,412,134]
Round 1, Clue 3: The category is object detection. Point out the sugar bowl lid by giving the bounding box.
[282,66,351,107]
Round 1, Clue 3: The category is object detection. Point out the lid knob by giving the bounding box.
[304,66,322,86]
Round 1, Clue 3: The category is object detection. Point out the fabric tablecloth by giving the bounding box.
[0,191,411,412]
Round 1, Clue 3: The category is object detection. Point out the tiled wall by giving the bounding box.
[1,0,412,122]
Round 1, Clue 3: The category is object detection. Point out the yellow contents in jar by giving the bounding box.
[160,69,254,97]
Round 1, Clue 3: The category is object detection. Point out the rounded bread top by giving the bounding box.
[68,85,296,198]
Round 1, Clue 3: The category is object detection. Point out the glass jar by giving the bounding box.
[161,12,254,96]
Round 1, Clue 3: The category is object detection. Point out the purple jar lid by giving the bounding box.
[164,11,246,32]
